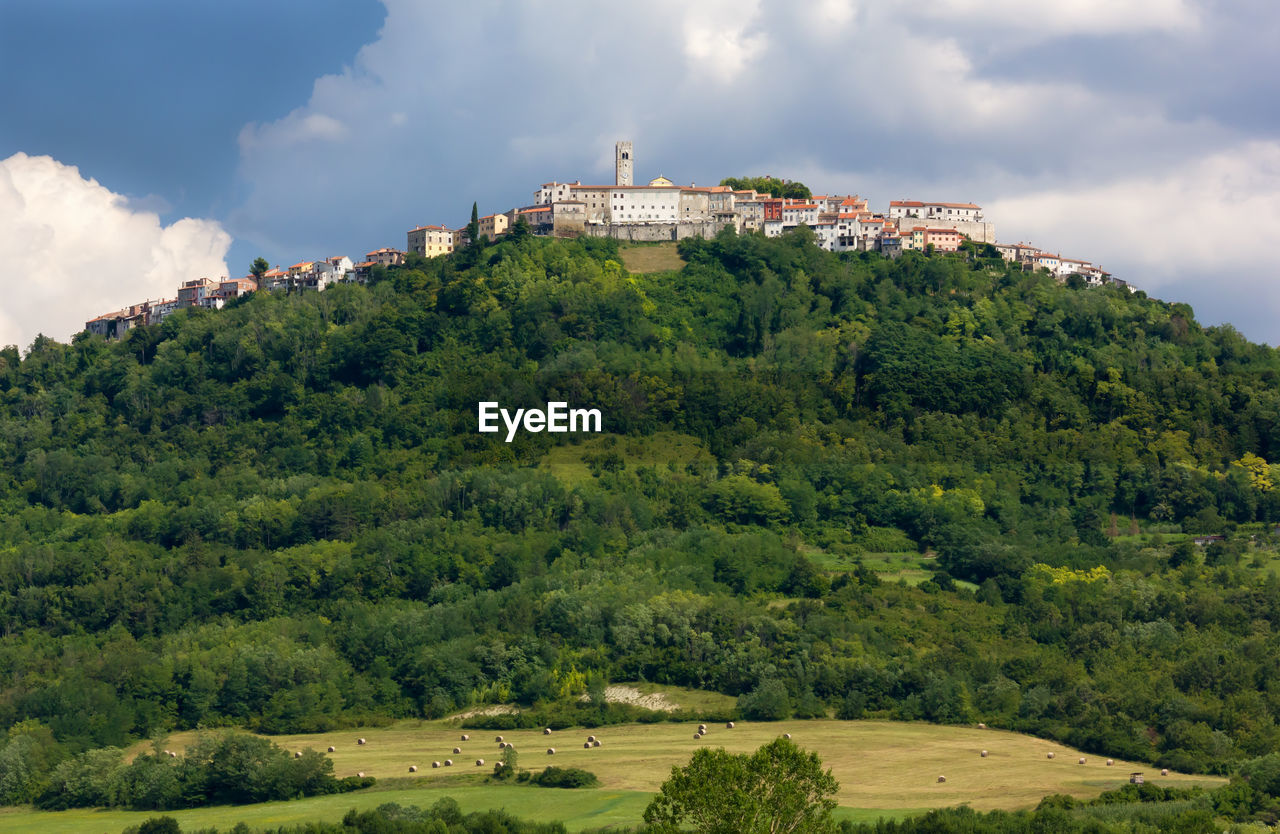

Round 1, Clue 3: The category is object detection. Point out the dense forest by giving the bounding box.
[2,227,1280,810]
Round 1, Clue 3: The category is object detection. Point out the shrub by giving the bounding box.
[530,766,598,788]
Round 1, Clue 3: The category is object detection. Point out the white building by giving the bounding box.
[888,200,984,223]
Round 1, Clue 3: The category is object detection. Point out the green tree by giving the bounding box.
[466,202,480,247]
[643,738,838,834]
[250,257,270,280]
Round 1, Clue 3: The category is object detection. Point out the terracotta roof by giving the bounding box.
[409,224,450,232]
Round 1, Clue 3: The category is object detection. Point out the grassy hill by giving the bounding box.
[3,719,1224,832]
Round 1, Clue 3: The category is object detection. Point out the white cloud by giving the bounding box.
[988,141,1280,277]
[925,0,1198,35]
[681,0,768,83]
[0,153,231,350]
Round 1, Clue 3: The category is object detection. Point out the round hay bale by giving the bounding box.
[981,750,988,757]
[1107,759,1114,766]
[432,761,441,768]
[444,759,453,767]
[1161,768,1169,776]
[694,733,703,740]
[475,759,484,766]
[592,740,601,747]
[698,724,707,731]
[726,721,735,729]
[460,734,469,741]
[1047,752,1055,759]
[587,735,596,743]
[357,772,365,778]
[937,775,946,783]
[544,728,552,735]
[977,723,987,729]
[162,750,170,756]
[357,738,366,745]
[1079,758,1087,765]
[495,735,504,743]
[327,746,336,753]
[783,733,792,739]
[168,751,177,758]
[584,742,592,749]
[453,747,462,754]
[409,765,417,773]
[294,751,302,759]
[547,748,556,755]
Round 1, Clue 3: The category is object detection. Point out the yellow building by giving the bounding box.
[407,224,454,257]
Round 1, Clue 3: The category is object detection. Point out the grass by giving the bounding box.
[52,718,1224,832]
[539,432,712,486]
[618,242,685,274]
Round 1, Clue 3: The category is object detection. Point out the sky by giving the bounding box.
[2,0,1279,349]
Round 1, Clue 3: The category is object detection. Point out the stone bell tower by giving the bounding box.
[615,141,633,187]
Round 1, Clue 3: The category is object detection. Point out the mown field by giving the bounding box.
[0,719,1225,833]
[617,242,686,273]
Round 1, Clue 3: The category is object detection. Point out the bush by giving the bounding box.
[737,679,792,721]
[530,766,598,788]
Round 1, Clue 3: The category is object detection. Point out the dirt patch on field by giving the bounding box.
[448,704,519,720]
[600,685,680,712]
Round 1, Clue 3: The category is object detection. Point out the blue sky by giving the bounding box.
[2,0,1279,348]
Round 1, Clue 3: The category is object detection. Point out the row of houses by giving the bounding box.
[86,143,1123,338]
[83,250,415,337]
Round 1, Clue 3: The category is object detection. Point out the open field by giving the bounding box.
[21,717,1220,833]
[619,242,685,274]
[539,432,713,486]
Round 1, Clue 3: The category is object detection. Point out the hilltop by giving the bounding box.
[1,229,1280,821]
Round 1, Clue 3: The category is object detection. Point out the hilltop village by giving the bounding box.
[86,142,1122,338]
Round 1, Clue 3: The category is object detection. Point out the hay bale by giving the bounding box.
[592,740,601,747]
[453,747,462,754]
[587,735,597,743]
[584,742,592,748]
[357,738,366,745]
[1047,752,1055,759]
[1161,768,1169,776]
[476,759,484,766]
[694,733,703,739]
[409,765,417,773]
[445,759,453,767]
[432,761,441,768]
[698,724,707,731]
[168,751,177,758]
[1107,759,1114,766]
[1079,758,1087,765]
[726,721,735,729]
[460,734,469,741]
[937,775,946,783]
[547,748,556,755]
[495,735,504,743]
[981,750,988,757]
[783,733,792,739]
[978,723,987,729]
[327,746,335,753]
[544,728,552,735]
[357,772,365,778]
[294,751,302,759]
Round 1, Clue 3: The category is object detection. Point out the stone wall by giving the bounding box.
[578,220,732,242]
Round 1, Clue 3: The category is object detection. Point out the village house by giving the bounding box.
[407,224,453,257]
